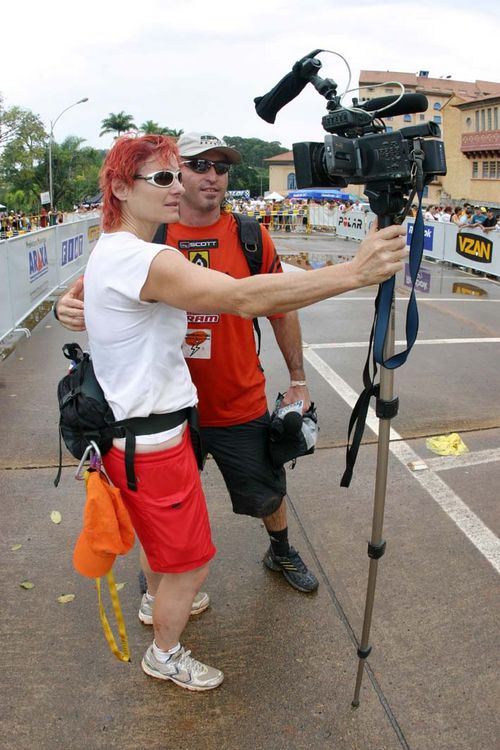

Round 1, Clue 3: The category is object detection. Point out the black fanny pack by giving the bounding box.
[55,343,202,490]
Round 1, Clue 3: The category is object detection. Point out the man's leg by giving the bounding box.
[262,497,319,593]
[202,416,319,593]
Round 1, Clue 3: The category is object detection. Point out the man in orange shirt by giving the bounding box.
[56,132,319,595]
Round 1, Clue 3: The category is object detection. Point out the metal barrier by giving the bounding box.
[2,210,497,347]
[0,215,102,343]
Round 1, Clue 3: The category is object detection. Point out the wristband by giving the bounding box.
[290,380,307,387]
[52,302,60,322]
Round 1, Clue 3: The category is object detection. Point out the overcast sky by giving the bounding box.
[2,0,498,152]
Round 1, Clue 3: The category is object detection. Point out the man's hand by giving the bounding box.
[281,383,311,412]
[55,277,86,331]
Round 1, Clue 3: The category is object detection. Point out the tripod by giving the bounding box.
[351,187,406,708]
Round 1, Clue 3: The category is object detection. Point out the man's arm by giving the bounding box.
[54,276,86,331]
[270,312,311,411]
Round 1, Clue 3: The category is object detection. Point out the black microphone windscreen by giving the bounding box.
[283,411,303,435]
[360,93,428,117]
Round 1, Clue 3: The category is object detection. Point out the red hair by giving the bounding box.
[100,134,179,231]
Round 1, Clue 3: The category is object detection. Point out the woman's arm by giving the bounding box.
[142,223,406,318]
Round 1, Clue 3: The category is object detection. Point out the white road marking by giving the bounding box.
[307,338,500,349]
[303,347,500,575]
[424,448,500,471]
[328,297,500,302]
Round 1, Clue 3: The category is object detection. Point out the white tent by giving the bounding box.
[264,192,284,201]
[0,204,6,209]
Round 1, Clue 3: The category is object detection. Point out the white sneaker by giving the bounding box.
[138,591,210,625]
[141,644,224,691]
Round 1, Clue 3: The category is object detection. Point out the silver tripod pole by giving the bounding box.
[352,276,396,708]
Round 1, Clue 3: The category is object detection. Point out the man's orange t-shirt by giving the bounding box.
[166,214,283,427]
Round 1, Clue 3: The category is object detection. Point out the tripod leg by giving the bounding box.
[352,295,396,707]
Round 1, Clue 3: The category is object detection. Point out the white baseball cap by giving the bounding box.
[177,132,241,164]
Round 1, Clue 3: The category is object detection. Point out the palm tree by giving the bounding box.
[99,112,137,138]
[140,120,168,135]
[164,127,184,138]
[139,122,184,138]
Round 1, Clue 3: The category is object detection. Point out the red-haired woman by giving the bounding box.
[84,134,406,691]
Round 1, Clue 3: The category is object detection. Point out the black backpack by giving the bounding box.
[152,213,280,355]
[57,343,115,458]
[55,343,197,490]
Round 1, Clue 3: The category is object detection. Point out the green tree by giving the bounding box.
[139,121,184,137]
[35,137,105,209]
[222,136,288,195]
[100,111,137,138]
[0,108,48,210]
[163,127,184,137]
[140,120,167,135]
[223,136,288,168]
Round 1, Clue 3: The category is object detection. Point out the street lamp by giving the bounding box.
[48,97,89,211]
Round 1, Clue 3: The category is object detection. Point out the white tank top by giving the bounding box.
[84,231,197,444]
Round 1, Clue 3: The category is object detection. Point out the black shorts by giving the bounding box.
[200,412,287,518]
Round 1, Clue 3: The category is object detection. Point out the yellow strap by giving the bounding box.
[95,570,131,662]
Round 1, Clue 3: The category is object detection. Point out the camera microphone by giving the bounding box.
[282,410,303,434]
[255,50,326,124]
[359,93,428,117]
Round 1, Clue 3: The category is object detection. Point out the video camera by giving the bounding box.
[255,50,446,215]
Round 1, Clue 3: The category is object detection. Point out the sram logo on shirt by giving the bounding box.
[187,313,220,323]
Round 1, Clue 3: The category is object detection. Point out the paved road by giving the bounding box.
[1,233,499,750]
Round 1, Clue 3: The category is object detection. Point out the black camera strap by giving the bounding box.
[341,193,425,487]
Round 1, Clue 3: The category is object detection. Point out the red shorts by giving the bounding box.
[103,429,216,573]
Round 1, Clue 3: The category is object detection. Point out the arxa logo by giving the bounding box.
[28,243,48,282]
[456,233,493,264]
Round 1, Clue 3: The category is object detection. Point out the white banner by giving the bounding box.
[404,220,500,275]
[443,224,500,277]
[0,217,102,339]
[336,209,374,240]
[404,218,446,261]
[308,204,337,228]
[0,242,15,340]
[6,230,58,325]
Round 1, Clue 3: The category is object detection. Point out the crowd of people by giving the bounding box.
[0,207,63,238]
[226,196,369,232]
[423,203,500,231]
[0,203,101,239]
[3,196,498,242]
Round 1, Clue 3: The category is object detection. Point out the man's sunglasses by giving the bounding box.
[182,159,232,175]
[133,169,183,188]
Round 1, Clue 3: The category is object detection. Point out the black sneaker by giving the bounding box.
[263,545,319,593]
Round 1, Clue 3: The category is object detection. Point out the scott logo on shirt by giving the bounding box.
[179,239,218,250]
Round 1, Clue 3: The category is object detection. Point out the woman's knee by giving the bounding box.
[191,562,210,588]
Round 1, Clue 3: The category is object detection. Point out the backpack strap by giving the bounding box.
[232,213,263,275]
[152,223,167,245]
[112,409,192,491]
[233,213,264,355]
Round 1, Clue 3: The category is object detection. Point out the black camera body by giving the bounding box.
[293,125,446,190]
